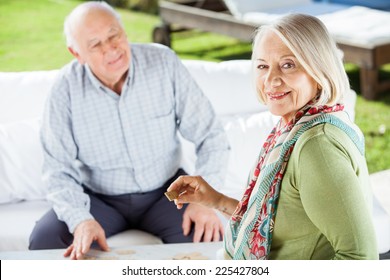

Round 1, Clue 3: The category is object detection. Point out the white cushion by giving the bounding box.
[372,195,390,254]
[180,110,279,199]
[222,112,279,198]
[370,169,390,254]
[0,70,58,124]
[318,6,390,48]
[370,170,390,217]
[106,230,163,247]
[0,200,50,251]
[0,118,46,204]
[182,60,267,116]
[0,200,162,251]
[243,6,390,48]
[224,0,311,17]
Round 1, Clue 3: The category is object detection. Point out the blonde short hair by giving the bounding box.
[64,1,123,52]
[252,14,350,106]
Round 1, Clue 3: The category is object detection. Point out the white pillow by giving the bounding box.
[222,112,279,198]
[180,111,279,199]
[224,0,312,17]
[183,60,267,116]
[0,70,58,123]
[0,118,46,204]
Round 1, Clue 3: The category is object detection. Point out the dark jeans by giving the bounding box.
[29,169,192,250]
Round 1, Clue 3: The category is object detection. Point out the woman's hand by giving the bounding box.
[167,175,222,209]
[167,175,239,217]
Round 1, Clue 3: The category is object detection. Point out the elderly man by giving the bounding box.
[29,1,230,260]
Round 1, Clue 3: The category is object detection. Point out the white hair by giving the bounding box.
[252,14,350,106]
[64,1,123,52]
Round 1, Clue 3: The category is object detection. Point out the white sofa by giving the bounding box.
[0,59,389,258]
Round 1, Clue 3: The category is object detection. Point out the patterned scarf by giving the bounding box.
[224,98,365,260]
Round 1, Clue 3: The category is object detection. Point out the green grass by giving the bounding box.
[0,0,160,70]
[0,0,76,70]
[0,0,389,173]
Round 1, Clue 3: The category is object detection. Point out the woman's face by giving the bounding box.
[254,30,318,124]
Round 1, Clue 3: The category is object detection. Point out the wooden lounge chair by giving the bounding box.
[152,0,390,100]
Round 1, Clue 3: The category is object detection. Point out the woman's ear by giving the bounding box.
[68,47,85,64]
[317,84,322,94]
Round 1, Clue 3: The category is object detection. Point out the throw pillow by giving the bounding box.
[179,111,279,199]
[0,118,46,204]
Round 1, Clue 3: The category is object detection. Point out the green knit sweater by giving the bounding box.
[269,124,378,260]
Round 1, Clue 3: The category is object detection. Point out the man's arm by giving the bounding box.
[41,72,93,233]
[41,71,110,258]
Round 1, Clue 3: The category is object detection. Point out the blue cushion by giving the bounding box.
[313,0,390,11]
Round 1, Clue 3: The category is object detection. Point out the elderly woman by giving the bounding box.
[167,14,378,260]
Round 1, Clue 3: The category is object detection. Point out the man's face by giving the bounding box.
[71,9,131,87]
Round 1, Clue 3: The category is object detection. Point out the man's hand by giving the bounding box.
[182,204,224,243]
[63,219,109,260]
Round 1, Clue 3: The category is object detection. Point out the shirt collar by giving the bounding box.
[84,63,131,95]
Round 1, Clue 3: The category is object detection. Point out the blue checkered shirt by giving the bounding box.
[41,43,230,232]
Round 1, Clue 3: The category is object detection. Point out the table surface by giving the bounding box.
[0,241,224,260]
